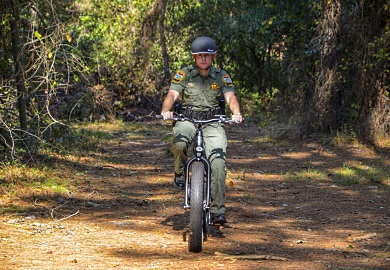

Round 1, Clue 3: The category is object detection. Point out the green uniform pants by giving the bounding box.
[172,121,227,214]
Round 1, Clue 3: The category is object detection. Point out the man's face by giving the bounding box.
[193,53,216,70]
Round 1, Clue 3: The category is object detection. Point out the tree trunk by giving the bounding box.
[311,0,342,132]
[139,0,169,95]
[9,0,27,130]
[158,0,170,83]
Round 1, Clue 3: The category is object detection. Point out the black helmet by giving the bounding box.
[191,36,217,54]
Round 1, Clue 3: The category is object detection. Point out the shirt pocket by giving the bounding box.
[183,87,199,103]
[205,84,222,105]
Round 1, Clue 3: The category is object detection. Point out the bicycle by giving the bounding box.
[158,113,238,252]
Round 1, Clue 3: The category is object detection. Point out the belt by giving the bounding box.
[191,111,208,120]
[183,107,223,120]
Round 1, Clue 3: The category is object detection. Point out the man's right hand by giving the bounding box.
[161,111,173,120]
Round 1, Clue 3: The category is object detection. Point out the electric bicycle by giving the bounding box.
[159,113,237,252]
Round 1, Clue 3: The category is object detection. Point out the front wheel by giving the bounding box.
[189,161,205,252]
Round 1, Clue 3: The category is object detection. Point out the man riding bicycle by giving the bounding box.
[161,36,243,226]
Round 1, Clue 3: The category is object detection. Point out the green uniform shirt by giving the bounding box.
[170,65,235,111]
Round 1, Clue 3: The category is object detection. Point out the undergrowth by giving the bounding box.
[0,120,130,211]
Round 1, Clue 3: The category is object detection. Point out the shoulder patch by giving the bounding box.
[222,74,233,86]
[172,70,186,83]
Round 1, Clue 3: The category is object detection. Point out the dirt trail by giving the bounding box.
[1,120,389,269]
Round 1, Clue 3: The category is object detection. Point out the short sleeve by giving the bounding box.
[169,69,187,94]
[220,71,235,94]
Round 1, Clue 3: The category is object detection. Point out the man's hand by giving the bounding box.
[231,113,243,123]
[161,111,174,120]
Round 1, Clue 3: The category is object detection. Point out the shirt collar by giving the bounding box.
[191,65,216,79]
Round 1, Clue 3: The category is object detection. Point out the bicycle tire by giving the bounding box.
[203,169,209,242]
[189,161,204,252]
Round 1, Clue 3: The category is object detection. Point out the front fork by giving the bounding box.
[184,156,212,224]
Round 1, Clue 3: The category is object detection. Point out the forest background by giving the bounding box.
[0,0,389,161]
[1,2,389,268]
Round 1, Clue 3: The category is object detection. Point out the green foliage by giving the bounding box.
[1,0,389,161]
[76,2,138,66]
[0,0,91,160]
[331,124,358,146]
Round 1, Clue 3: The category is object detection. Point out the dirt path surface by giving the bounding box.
[1,120,389,269]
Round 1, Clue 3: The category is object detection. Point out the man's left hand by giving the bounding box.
[232,114,243,123]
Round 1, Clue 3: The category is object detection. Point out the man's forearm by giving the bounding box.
[227,95,241,115]
[162,95,175,113]
[229,101,241,115]
[224,92,243,123]
[161,90,178,113]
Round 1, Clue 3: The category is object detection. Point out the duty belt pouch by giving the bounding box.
[184,107,193,117]
[173,101,182,114]
[192,111,206,120]
[207,107,223,119]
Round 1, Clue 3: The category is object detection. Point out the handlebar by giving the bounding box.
[156,114,241,124]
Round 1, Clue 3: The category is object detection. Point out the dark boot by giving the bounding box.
[174,173,185,189]
[211,213,227,226]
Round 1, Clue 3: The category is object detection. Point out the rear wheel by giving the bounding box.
[189,161,205,252]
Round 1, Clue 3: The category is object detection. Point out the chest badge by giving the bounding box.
[211,82,219,90]
[187,82,195,87]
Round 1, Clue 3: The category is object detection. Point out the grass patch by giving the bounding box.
[333,164,358,185]
[285,168,330,182]
[375,137,390,148]
[331,129,358,146]
[34,177,70,193]
[332,162,390,186]
[0,163,70,194]
[250,134,293,148]
[285,162,389,187]
[0,204,35,215]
